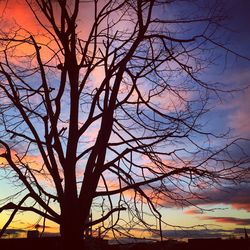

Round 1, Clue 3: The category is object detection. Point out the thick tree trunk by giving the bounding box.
[59,193,88,250]
[59,214,84,250]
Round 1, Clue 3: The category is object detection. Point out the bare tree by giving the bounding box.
[0,0,249,249]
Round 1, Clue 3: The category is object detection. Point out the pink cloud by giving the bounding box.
[229,99,250,135]
[222,70,250,136]
[203,216,250,226]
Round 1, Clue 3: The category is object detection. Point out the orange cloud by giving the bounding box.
[184,208,203,215]
[0,1,61,64]
[0,0,42,33]
[0,145,56,187]
[232,203,250,212]
[0,147,18,166]
[0,147,41,169]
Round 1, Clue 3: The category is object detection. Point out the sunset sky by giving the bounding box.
[0,0,250,241]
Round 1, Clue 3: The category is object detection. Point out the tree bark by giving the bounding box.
[60,210,85,250]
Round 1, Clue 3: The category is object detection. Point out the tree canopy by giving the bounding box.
[0,0,249,248]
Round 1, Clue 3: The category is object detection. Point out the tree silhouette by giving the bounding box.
[0,0,249,249]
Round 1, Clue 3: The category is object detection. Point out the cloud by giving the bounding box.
[98,173,250,213]
[184,208,204,215]
[1,229,25,238]
[148,182,250,213]
[182,185,250,213]
[216,68,250,137]
[0,0,62,65]
[3,229,25,235]
[228,88,250,136]
[0,145,57,190]
[0,0,44,33]
[0,147,19,166]
[202,216,250,226]
[0,146,44,170]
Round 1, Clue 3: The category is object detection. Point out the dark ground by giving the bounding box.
[0,237,249,250]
